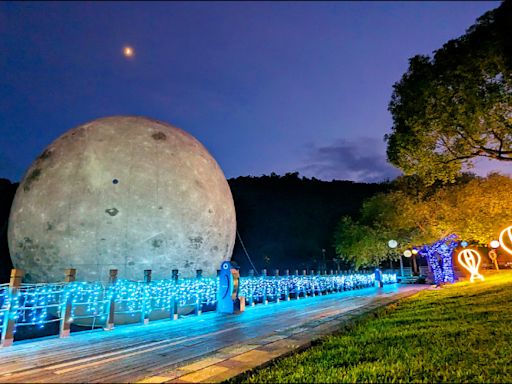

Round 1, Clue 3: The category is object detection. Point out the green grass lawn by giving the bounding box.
[239,271,512,383]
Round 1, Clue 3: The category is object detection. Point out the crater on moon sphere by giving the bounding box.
[8,116,236,283]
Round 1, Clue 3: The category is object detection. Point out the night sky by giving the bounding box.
[0,1,505,183]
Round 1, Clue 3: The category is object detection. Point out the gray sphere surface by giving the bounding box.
[8,116,236,283]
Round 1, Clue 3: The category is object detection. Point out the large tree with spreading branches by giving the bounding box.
[386,1,512,184]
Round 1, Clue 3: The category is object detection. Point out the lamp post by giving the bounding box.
[388,240,402,277]
[403,249,412,276]
[411,248,419,274]
[489,240,500,270]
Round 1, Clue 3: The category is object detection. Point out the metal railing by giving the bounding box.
[0,269,397,347]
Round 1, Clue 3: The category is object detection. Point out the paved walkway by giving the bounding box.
[0,284,428,383]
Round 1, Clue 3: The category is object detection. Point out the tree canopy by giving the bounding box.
[333,217,390,269]
[386,1,512,184]
[334,173,512,268]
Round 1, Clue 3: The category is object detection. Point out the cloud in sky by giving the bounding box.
[300,137,401,183]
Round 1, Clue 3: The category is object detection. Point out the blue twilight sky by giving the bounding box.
[0,1,507,183]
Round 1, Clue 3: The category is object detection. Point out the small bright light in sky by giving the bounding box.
[123,46,134,58]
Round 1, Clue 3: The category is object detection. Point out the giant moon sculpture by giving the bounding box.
[8,116,236,283]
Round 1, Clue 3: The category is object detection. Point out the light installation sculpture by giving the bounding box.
[499,225,512,255]
[0,272,397,341]
[418,234,458,285]
[457,249,484,282]
[489,240,500,270]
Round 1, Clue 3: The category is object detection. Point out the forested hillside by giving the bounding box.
[228,173,388,273]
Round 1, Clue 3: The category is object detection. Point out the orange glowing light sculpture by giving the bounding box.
[499,226,512,255]
[457,249,484,282]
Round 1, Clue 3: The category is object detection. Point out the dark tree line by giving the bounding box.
[0,173,388,282]
[228,172,389,274]
[0,179,17,282]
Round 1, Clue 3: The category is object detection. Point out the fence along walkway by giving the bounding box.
[0,283,420,384]
[0,268,397,347]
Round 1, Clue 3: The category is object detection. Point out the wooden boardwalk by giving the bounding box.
[0,284,426,383]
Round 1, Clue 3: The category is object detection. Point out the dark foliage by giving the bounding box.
[0,179,17,283]
[229,172,389,274]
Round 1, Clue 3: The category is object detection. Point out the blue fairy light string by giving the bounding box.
[0,283,9,328]
[3,272,396,336]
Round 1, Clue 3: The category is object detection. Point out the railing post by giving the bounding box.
[245,269,254,307]
[246,269,255,307]
[1,269,24,347]
[195,269,203,316]
[301,270,307,298]
[318,270,325,295]
[319,269,323,295]
[59,268,76,338]
[329,269,336,293]
[310,269,316,297]
[104,269,118,331]
[284,269,290,301]
[333,271,340,292]
[142,270,152,325]
[274,269,280,303]
[261,269,268,305]
[171,269,179,320]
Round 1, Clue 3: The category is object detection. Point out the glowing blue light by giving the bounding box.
[418,234,458,284]
[1,272,397,340]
